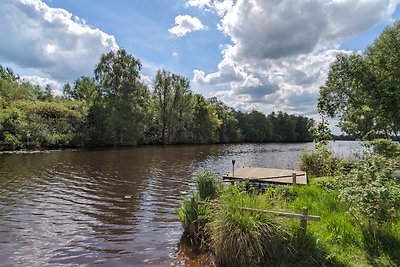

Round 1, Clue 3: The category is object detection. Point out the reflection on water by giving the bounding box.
[0,141,359,266]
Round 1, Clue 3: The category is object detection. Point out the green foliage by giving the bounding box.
[209,97,242,143]
[363,138,400,159]
[318,21,400,141]
[0,49,315,151]
[91,48,150,146]
[63,76,98,106]
[177,194,211,248]
[179,166,400,266]
[299,144,342,177]
[236,110,314,143]
[336,155,400,226]
[268,180,400,266]
[194,171,223,201]
[191,94,222,144]
[210,188,286,267]
[1,132,22,150]
[153,69,193,144]
[310,118,333,145]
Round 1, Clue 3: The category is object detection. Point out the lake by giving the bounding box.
[0,141,359,267]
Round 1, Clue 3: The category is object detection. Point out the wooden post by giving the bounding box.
[300,207,308,235]
[292,173,297,185]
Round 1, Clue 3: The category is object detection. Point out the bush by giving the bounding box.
[337,155,400,227]
[0,132,22,150]
[363,138,400,159]
[299,144,342,177]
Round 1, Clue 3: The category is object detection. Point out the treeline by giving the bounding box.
[0,49,313,150]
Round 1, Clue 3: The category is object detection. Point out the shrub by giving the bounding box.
[299,144,342,177]
[0,132,22,150]
[337,155,400,227]
[363,138,400,159]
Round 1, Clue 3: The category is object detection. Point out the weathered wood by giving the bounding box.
[300,207,309,235]
[223,167,307,185]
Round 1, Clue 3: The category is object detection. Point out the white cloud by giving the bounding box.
[190,0,398,116]
[186,0,212,9]
[22,75,63,95]
[169,15,207,37]
[0,0,118,82]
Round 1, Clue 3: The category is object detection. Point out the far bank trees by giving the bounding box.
[0,48,314,150]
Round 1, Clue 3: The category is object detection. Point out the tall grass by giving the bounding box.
[177,194,211,249]
[177,171,223,248]
[194,170,223,200]
[210,187,287,266]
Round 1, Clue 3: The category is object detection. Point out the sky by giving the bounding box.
[1,0,400,127]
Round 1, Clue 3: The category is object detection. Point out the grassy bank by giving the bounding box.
[273,178,400,266]
[178,139,400,266]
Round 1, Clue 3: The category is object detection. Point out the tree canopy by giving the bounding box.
[318,20,400,141]
[0,49,314,150]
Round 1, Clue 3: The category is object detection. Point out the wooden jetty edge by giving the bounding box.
[223,167,307,185]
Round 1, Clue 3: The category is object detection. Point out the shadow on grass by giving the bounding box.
[285,231,346,267]
[362,226,400,266]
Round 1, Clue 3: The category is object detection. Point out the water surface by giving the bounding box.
[0,141,358,266]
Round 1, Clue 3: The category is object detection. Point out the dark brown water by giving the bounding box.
[0,142,357,267]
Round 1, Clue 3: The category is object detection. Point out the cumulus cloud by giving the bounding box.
[189,0,398,115]
[218,0,397,61]
[22,75,63,95]
[0,0,118,82]
[186,0,212,9]
[169,15,207,37]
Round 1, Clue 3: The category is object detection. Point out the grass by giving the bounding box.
[209,187,287,266]
[178,171,400,266]
[267,178,400,266]
[177,171,223,249]
[194,170,223,201]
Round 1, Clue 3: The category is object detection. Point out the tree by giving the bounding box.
[153,69,192,144]
[190,94,221,144]
[209,97,241,143]
[365,21,400,141]
[90,48,150,145]
[63,76,97,106]
[318,21,400,141]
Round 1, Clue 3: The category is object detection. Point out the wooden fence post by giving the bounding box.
[300,207,308,235]
[292,173,297,185]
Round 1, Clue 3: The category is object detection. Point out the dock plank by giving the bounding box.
[223,167,307,185]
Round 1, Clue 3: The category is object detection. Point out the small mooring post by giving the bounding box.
[292,173,297,185]
[300,207,308,235]
[232,160,236,178]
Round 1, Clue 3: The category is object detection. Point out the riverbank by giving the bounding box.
[179,173,400,266]
[178,140,400,266]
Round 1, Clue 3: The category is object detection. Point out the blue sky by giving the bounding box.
[1,0,399,126]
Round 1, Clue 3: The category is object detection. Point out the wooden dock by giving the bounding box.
[223,167,307,185]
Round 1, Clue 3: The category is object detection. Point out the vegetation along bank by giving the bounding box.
[0,51,313,150]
